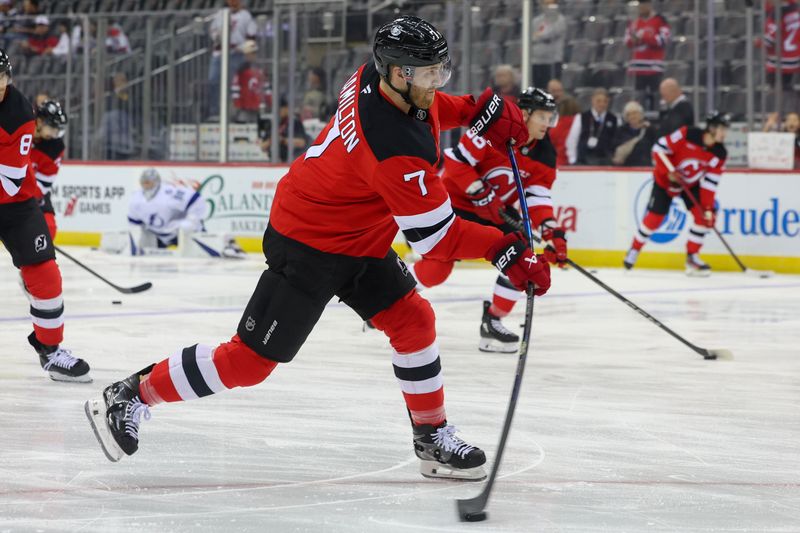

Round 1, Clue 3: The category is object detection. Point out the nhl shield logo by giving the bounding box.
[245,316,256,332]
[415,108,428,121]
[390,25,401,37]
[34,234,47,253]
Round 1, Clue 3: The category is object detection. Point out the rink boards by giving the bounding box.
[49,162,800,273]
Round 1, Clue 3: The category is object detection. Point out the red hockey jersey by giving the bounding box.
[269,63,503,261]
[765,1,800,73]
[0,85,37,205]
[442,129,558,228]
[652,126,726,209]
[31,137,64,197]
[625,14,671,75]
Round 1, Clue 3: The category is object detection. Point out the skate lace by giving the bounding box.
[490,318,515,337]
[124,398,151,440]
[43,348,80,370]
[433,425,475,459]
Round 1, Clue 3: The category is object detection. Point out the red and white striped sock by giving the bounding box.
[20,260,64,346]
[489,274,523,317]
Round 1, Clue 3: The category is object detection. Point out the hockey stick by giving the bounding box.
[456,144,535,523]
[55,245,153,294]
[498,211,732,361]
[655,151,773,279]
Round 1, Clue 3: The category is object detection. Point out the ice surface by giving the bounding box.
[1,248,799,532]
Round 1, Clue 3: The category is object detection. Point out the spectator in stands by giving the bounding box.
[51,20,71,57]
[259,97,309,163]
[302,67,328,120]
[624,0,670,112]
[546,78,566,104]
[657,77,694,137]
[21,15,57,56]
[207,0,257,119]
[566,88,619,165]
[70,20,96,54]
[531,0,566,88]
[762,1,800,91]
[0,0,19,48]
[232,40,268,124]
[491,64,520,100]
[611,100,657,167]
[106,21,131,55]
[763,111,800,168]
[550,94,580,166]
[7,0,38,44]
[98,71,136,160]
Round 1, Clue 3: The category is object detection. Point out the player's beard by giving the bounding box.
[409,85,436,109]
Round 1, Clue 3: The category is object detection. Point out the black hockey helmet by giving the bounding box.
[0,48,11,77]
[518,87,556,113]
[373,16,450,81]
[705,110,731,129]
[36,100,68,132]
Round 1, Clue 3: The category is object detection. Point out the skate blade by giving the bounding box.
[419,460,487,481]
[84,398,124,462]
[49,371,93,383]
[685,268,711,278]
[479,338,518,354]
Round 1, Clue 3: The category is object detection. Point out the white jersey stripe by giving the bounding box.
[456,141,479,166]
[168,351,199,401]
[0,162,27,180]
[394,198,453,230]
[406,216,455,255]
[195,344,227,394]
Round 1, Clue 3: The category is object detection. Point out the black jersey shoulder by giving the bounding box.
[34,137,65,160]
[357,62,438,166]
[0,85,35,136]
[709,143,727,161]
[520,132,556,169]
[685,126,704,146]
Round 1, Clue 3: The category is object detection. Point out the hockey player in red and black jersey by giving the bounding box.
[0,49,91,382]
[31,100,67,240]
[411,87,565,353]
[85,17,550,481]
[624,111,730,276]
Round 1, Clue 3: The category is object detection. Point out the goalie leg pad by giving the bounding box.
[237,270,328,363]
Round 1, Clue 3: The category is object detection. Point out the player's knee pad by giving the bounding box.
[214,335,278,388]
[411,258,455,289]
[371,290,435,354]
[237,270,326,363]
[20,259,62,299]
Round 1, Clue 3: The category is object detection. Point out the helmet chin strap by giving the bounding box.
[384,75,415,105]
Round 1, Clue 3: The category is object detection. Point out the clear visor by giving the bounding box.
[402,59,452,90]
[39,124,65,139]
[528,109,559,128]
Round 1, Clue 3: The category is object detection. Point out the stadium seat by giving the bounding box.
[601,38,628,64]
[504,39,521,67]
[609,87,637,114]
[588,62,626,88]
[664,61,692,86]
[560,63,587,89]
[582,15,613,42]
[567,39,597,65]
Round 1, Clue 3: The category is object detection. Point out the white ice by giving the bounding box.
[1,248,799,532]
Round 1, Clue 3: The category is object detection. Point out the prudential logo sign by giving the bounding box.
[633,179,687,244]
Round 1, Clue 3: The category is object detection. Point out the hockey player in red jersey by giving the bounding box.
[0,50,91,382]
[411,87,565,353]
[85,17,550,481]
[624,111,730,276]
[31,100,67,239]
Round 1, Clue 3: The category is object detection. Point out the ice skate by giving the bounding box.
[222,238,247,259]
[479,301,519,353]
[413,423,486,481]
[85,369,151,462]
[685,253,711,277]
[623,248,639,270]
[28,332,91,383]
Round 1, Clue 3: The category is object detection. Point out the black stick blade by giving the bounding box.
[120,282,153,294]
[457,496,488,522]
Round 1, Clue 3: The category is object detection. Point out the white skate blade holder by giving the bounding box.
[84,398,124,462]
[419,460,487,482]
[479,338,518,354]
[49,370,92,383]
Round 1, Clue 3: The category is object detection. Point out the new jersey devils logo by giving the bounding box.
[34,234,47,252]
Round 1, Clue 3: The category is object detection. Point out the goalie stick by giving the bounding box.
[456,143,535,523]
[498,208,732,361]
[655,151,774,279]
[55,246,153,294]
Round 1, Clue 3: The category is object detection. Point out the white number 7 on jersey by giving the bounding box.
[403,170,427,196]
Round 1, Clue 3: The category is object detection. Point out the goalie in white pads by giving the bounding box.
[124,168,245,258]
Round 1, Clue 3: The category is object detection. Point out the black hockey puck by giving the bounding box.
[703,353,717,360]
[112,300,122,305]
[462,511,487,522]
